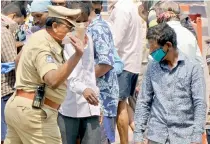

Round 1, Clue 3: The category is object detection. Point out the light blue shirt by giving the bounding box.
[134,51,206,143]
[87,15,119,117]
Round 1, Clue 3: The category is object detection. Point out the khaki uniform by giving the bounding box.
[4,30,65,144]
[4,5,82,144]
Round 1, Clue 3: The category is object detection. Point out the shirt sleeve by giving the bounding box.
[191,64,207,143]
[34,50,58,80]
[92,26,115,67]
[134,63,154,143]
[1,27,17,63]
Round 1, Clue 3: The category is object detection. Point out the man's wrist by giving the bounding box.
[75,52,83,57]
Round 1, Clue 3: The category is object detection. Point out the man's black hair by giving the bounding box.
[147,23,177,48]
[13,1,28,18]
[2,2,22,17]
[67,1,92,16]
[92,1,103,5]
[2,2,27,18]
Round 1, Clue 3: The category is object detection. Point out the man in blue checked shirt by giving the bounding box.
[134,23,206,144]
[87,1,119,144]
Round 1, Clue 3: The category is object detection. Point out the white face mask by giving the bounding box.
[148,55,154,62]
[74,22,87,42]
[62,22,87,45]
[62,31,75,45]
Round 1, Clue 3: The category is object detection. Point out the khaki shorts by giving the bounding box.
[4,95,62,144]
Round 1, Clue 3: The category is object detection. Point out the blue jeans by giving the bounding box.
[1,94,12,141]
[57,113,100,144]
[207,129,210,143]
[101,117,116,144]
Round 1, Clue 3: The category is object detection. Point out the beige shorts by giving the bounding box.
[4,95,62,144]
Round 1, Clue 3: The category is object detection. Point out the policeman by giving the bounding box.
[4,5,98,144]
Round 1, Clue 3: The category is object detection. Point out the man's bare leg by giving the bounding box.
[117,100,129,144]
[76,139,80,144]
[127,103,135,131]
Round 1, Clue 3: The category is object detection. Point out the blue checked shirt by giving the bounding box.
[87,15,119,117]
[134,52,206,144]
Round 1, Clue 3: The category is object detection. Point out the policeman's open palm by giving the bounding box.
[69,34,85,56]
[83,88,99,106]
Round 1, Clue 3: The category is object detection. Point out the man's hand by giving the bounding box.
[83,88,99,106]
[135,87,140,96]
[99,112,103,125]
[69,34,85,57]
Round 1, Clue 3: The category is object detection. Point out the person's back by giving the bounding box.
[109,0,143,73]
[167,21,202,64]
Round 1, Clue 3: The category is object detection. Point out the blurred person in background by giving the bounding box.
[1,3,26,144]
[15,0,52,67]
[108,0,144,143]
[155,1,203,66]
[204,0,210,142]
[205,38,210,144]
[138,0,159,28]
[30,0,52,33]
[138,0,197,37]
[51,0,67,7]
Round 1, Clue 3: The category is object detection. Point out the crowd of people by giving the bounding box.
[1,0,210,144]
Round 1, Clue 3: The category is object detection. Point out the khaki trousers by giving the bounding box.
[4,95,62,144]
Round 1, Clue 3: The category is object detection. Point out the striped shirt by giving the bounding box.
[1,16,17,97]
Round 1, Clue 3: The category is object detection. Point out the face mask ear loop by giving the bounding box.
[160,46,168,61]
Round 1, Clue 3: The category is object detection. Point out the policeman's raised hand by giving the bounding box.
[69,34,85,57]
[83,88,99,106]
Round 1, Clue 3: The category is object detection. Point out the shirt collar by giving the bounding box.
[160,50,185,71]
[89,14,102,27]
